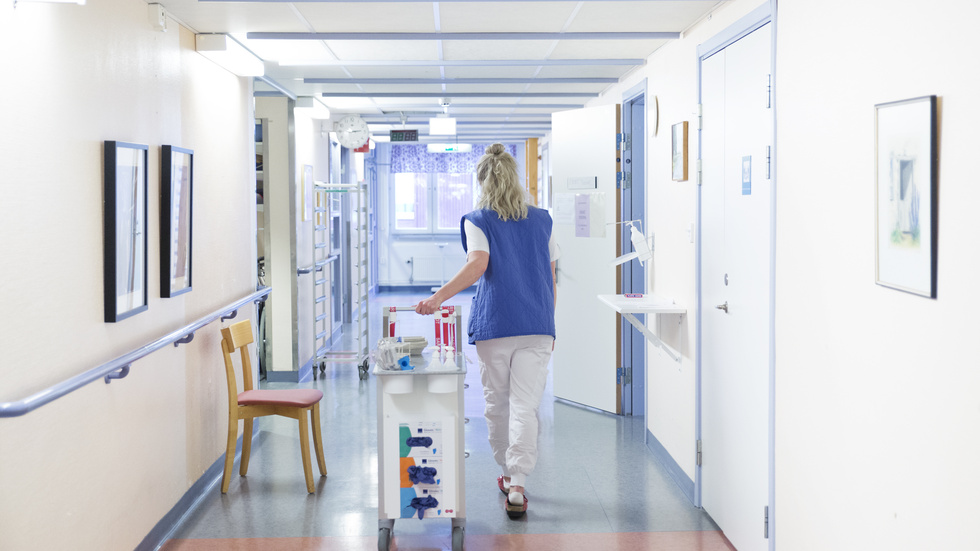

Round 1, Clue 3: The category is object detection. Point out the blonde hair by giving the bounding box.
[476,143,528,221]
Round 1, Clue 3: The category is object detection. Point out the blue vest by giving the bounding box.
[461,207,555,344]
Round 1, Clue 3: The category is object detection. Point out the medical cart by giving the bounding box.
[374,306,466,551]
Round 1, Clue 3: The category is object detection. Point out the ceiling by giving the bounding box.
[160,0,726,143]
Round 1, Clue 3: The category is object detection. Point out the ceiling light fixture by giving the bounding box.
[195,34,264,77]
[428,116,456,136]
[428,144,472,153]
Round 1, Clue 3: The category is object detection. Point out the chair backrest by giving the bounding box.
[220,320,256,403]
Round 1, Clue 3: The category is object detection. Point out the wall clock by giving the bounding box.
[335,114,370,149]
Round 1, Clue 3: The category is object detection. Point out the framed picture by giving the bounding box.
[672,121,688,181]
[104,141,149,322]
[875,95,938,298]
[161,145,194,298]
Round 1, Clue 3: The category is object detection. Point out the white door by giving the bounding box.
[552,104,622,414]
[700,23,772,551]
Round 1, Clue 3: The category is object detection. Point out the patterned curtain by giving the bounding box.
[390,143,519,173]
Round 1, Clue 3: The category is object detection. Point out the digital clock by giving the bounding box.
[390,129,419,142]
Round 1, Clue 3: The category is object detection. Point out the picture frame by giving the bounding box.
[874,95,938,298]
[104,141,149,322]
[161,145,194,298]
[671,121,688,181]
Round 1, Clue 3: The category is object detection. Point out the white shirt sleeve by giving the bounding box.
[464,219,560,262]
[463,220,490,253]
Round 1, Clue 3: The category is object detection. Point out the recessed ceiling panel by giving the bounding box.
[443,40,554,61]
[325,41,440,61]
[345,66,446,79]
[443,66,541,79]
[534,65,635,79]
[357,84,447,94]
[523,83,609,94]
[567,1,719,32]
[439,2,578,32]
[550,39,670,59]
[295,3,436,32]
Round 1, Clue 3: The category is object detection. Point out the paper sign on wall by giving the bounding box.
[742,156,752,195]
[574,192,606,238]
[568,176,598,190]
[553,193,576,226]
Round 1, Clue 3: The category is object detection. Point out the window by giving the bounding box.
[393,173,428,230]
[392,172,478,234]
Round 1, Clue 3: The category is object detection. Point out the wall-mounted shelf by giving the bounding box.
[597,294,685,362]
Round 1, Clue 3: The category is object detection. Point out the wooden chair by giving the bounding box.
[220,319,326,493]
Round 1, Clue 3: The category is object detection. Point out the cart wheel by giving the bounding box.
[378,527,391,551]
[358,360,369,380]
[452,526,464,551]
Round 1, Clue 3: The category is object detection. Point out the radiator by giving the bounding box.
[410,256,448,283]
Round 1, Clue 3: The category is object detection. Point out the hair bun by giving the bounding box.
[486,143,506,156]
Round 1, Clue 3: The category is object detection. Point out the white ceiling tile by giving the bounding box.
[549,39,670,60]
[294,3,437,32]
[442,40,554,61]
[439,2,579,32]
[443,66,540,79]
[534,65,634,79]
[566,1,720,32]
[325,41,440,60]
[346,66,446,79]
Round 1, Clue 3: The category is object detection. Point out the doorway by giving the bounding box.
[697,7,774,551]
[621,83,646,416]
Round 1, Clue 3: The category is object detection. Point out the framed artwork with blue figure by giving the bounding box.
[874,95,938,298]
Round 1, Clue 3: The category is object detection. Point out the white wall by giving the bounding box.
[775,1,980,548]
[575,0,980,547]
[0,2,256,549]
[580,0,767,481]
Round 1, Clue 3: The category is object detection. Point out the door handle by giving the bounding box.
[716,301,728,313]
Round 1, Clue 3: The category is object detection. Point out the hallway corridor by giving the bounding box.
[161,292,731,551]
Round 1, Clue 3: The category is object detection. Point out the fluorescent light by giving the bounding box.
[294,97,331,119]
[195,34,264,77]
[428,117,457,136]
[427,144,472,153]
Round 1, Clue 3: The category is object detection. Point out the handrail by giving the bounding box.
[0,286,272,419]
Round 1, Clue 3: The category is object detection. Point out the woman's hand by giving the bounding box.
[415,295,443,315]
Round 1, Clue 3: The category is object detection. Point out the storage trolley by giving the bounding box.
[374,306,466,551]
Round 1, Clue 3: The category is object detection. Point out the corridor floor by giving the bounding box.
[161,291,731,551]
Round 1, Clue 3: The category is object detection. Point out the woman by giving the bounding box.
[416,143,558,520]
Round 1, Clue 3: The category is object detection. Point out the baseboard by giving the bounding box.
[646,428,696,506]
[265,359,313,383]
[138,432,245,551]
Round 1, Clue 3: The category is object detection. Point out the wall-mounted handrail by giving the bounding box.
[0,286,272,419]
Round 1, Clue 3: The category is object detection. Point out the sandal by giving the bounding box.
[506,491,527,519]
[497,475,510,496]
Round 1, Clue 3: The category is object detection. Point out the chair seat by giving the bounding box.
[238,389,323,408]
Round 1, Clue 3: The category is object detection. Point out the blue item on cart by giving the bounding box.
[409,496,439,519]
[398,356,413,370]
[406,436,433,448]
[407,465,438,485]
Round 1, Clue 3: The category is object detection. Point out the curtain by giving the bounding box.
[390,143,519,174]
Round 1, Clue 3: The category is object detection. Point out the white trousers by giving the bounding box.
[476,334,553,489]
